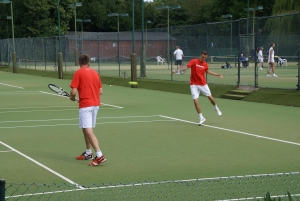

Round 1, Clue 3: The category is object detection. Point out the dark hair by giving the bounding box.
[270,43,275,47]
[201,50,208,55]
[78,54,90,66]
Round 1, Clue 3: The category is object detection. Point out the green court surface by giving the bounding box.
[0,71,299,200]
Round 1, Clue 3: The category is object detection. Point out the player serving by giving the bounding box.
[172,50,223,125]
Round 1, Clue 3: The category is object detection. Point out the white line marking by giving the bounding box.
[6,172,300,199]
[0,108,77,114]
[39,91,68,98]
[0,106,75,110]
[0,141,84,189]
[0,120,175,129]
[159,115,300,146]
[0,82,24,89]
[0,150,13,152]
[39,91,124,108]
[0,115,160,124]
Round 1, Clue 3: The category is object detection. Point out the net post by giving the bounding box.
[58,52,63,79]
[0,179,5,201]
[131,53,137,88]
[140,45,146,77]
[12,52,17,73]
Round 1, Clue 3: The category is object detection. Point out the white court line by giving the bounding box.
[0,115,160,124]
[0,119,175,129]
[159,115,300,146]
[7,171,300,199]
[0,150,13,152]
[0,82,24,89]
[0,105,75,110]
[0,115,158,124]
[39,91,124,108]
[0,108,77,114]
[0,141,84,189]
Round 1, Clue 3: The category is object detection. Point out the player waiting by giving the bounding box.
[172,50,222,125]
[267,43,278,77]
[173,46,184,74]
[70,54,106,166]
[257,47,264,70]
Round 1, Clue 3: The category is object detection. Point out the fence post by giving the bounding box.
[298,12,300,91]
[0,179,5,201]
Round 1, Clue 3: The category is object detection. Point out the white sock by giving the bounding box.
[214,105,219,110]
[86,149,92,154]
[96,151,103,158]
[199,113,203,119]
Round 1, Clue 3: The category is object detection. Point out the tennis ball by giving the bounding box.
[128,81,138,85]
[110,85,111,86]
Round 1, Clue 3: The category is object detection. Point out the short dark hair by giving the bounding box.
[78,54,90,66]
[201,50,208,55]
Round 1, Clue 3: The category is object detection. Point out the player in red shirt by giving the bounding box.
[172,50,223,125]
[70,54,106,166]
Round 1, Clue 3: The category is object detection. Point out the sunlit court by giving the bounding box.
[0,72,299,200]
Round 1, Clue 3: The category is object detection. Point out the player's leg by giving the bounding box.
[201,84,222,116]
[271,62,277,77]
[88,106,106,166]
[267,62,272,77]
[190,85,205,125]
[78,106,106,165]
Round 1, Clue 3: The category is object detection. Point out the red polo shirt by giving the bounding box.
[70,67,102,108]
[187,59,208,86]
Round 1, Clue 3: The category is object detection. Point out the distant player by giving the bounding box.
[267,43,277,77]
[173,50,222,125]
[70,54,106,167]
[173,46,184,74]
[257,47,264,70]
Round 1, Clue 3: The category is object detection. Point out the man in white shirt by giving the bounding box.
[257,47,264,70]
[173,46,184,74]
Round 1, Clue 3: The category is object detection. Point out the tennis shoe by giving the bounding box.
[215,108,222,116]
[259,67,263,70]
[266,74,272,77]
[272,74,278,77]
[89,155,106,166]
[199,118,206,125]
[76,152,93,160]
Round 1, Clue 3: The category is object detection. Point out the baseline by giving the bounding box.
[159,115,300,146]
[0,82,24,89]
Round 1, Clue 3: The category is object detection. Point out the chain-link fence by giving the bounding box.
[0,13,299,90]
[1,172,300,200]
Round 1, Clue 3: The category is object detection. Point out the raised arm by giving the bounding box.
[207,70,223,78]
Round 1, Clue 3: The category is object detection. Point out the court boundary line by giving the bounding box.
[6,172,300,199]
[39,91,123,108]
[0,115,162,124]
[159,115,300,146]
[0,82,24,89]
[0,141,84,190]
[0,119,175,129]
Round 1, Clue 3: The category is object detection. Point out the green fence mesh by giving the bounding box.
[2,172,300,200]
[0,13,299,89]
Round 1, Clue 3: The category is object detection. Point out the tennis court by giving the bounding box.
[0,71,299,200]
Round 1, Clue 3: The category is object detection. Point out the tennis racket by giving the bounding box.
[48,84,78,101]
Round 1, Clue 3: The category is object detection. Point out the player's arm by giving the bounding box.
[70,88,77,101]
[100,88,103,95]
[207,70,223,78]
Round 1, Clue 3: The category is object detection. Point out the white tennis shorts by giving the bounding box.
[190,84,211,99]
[79,106,99,128]
[258,58,263,63]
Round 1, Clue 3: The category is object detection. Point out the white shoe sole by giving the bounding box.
[215,109,222,116]
[199,118,206,125]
